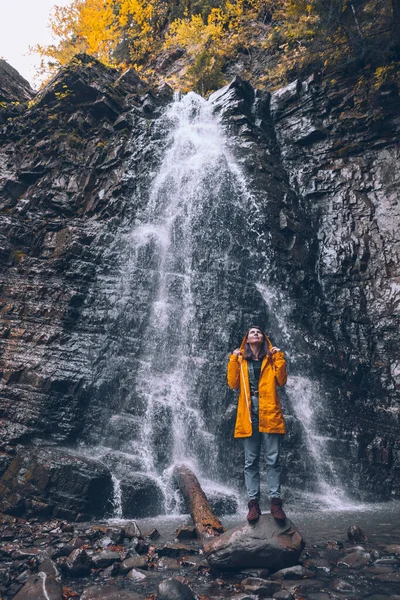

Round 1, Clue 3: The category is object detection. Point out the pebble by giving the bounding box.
[126,567,147,581]
[347,525,366,543]
[91,550,121,569]
[120,555,148,573]
[271,564,315,579]
[241,577,281,596]
[337,550,370,567]
[331,578,356,592]
[157,557,181,570]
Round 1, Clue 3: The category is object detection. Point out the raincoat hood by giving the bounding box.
[239,328,273,352]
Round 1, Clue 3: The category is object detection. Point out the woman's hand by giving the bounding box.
[232,348,242,356]
[271,346,281,355]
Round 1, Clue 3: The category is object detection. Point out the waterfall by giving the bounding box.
[89,90,354,516]
[93,92,255,514]
[256,283,360,510]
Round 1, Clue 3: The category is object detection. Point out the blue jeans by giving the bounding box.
[243,395,282,500]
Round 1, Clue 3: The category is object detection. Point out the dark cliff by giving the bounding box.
[0,55,398,519]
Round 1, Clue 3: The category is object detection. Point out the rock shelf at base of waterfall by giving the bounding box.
[0,511,400,600]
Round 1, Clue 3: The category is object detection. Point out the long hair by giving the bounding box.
[242,329,272,361]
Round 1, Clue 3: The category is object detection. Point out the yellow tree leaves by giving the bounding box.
[33,0,398,93]
[33,0,119,77]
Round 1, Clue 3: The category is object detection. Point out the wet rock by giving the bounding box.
[157,557,181,571]
[38,557,60,579]
[240,567,270,578]
[16,569,31,584]
[0,59,34,103]
[203,515,305,570]
[80,585,143,599]
[0,447,113,519]
[347,525,366,543]
[146,527,160,539]
[127,567,147,581]
[158,577,197,600]
[51,543,74,559]
[207,490,238,516]
[120,556,148,573]
[135,539,150,555]
[176,526,197,540]
[306,558,332,573]
[13,572,63,600]
[124,521,142,539]
[271,565,315,579]
[338,550,371,567]
[120,474,165,517]
[331,578,356,592]
[64,548,93,576]
[241,577,281,596]
[92,550,121,569]
[106,527,125,544]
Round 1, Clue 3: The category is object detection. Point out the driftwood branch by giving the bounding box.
[173,464,225,541]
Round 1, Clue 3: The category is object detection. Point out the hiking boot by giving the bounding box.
[247,498,261,523]
[270,497,286,521]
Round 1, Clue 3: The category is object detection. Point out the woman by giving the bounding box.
[227,325,287,523]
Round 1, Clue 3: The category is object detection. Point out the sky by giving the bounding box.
[0,0,72,89]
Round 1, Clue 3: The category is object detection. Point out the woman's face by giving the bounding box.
[247,328,264,344]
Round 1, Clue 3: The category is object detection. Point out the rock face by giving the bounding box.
[203,514,305,570]
[269,75,400,499]
[0,447,112,519]
[0,54,399,518]
[0,59,34,103]
[13,573,63,600]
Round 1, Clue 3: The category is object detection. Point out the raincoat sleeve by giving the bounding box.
[273,351,287,387]
[227,354,240,390]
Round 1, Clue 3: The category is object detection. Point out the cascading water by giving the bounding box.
[88,90,355,517]
[257,283,361,510]
[92,92,256,514]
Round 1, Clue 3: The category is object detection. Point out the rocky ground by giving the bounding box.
[0,512,399,600]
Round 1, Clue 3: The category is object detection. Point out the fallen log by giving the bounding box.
[173,464,225,541]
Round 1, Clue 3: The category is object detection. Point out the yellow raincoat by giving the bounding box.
[227,333,287,437]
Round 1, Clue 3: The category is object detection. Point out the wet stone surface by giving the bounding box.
[0,510,399,599]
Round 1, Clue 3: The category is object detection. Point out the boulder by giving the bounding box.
[0,447,113,519]
[203,515,305,570]
[125,521,142,539]
[271,565,315,579]
[207,490,238,516]
[158,578,197,600]
[92,550,121,569]
[65,548,93,576]
[347,525,366,543]
[120,556,148,574]
[120,473,165,517]
[13,573,63,600]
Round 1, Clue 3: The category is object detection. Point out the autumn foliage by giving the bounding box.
[33,0,400,94]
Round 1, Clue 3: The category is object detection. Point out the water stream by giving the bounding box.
[91,92,358,517]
